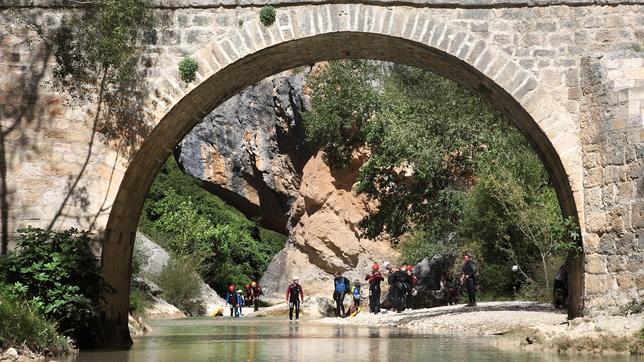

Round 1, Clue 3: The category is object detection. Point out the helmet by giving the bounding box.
[353,279,360,286]
[292,276,300,281]
[372,263,380,271]
[511,265,519,272]
[237,290,243,293]
[251,281,257,287]
[228,285,235,292]
[383,261,390,269]
[246,284,250,288]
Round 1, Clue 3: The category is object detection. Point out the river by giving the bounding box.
[73,318,637,361]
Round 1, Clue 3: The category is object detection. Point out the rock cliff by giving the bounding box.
[176,68,312,234]
[177,67,399,302]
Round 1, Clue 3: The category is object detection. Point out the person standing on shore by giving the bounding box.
[365,263,384,314]
[461,253,477,307]
[286,276,304,320]
[333,272,350,318]
[251,281,263,312]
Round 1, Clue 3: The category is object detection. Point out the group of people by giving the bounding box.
[224,281,263,317]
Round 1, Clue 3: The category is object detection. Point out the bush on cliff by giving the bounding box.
[0,227,104,349]
[155,259,205,316]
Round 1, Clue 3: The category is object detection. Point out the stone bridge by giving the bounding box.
[1,0,642,349]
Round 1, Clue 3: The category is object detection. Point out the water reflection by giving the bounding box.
[73,318,637,362]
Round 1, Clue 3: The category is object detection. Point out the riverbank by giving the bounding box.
[320,301,643,355]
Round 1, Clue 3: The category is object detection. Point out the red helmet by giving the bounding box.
[372,263,380,271]
[228,285,235,292]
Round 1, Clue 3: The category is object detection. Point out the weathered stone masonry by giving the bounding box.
[0,0,641,348]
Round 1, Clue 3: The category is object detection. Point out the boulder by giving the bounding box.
[133,232,226,315]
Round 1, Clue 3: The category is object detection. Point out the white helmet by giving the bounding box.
[292,276,300,281]
[383,261,390,269]
[511,265,519,272]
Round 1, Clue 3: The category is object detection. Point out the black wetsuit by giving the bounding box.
[366,271,384,313]
[388,270,407,312]
[286,283,303,320]
[333,276,350,317]
[463,260,477,306]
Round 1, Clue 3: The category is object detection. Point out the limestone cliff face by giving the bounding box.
[261,151,398,301]
[176,68,312,233]
[178,68,399,301]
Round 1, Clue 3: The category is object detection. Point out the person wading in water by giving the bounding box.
[365,263,384,314]
[461,253,477,307]
[285,276,303,320]
[333,271,350,318]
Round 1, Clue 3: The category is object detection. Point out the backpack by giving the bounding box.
[335,278,346,293]
[352,286,361,299]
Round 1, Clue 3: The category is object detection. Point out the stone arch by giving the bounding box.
[100,5,584,348]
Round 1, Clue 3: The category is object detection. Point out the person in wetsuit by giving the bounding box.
[461,254,477,307]
[251,281,263,312]
[365,263,384,314]
[225,284,238,317]
[333,271,350,318]
[285,276,304,320]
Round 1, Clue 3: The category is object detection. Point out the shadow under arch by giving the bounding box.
[100,32,583,349]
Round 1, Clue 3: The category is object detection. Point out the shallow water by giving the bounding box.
[73,318,638,361]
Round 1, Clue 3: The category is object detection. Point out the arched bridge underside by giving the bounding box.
[0,1,641,349]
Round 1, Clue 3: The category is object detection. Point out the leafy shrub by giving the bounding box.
[0,290,73,354]
[178,57,199,83]
[0,227,104,349]
[156,259,205,316]
[129,286,153,317]
[139,158,286,295]
[259,5,276,26]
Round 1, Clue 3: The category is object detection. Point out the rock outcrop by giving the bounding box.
[134,232,225,316]
[177,67,399,303]
[261,151,398,302]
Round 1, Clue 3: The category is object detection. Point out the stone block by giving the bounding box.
[585,253,607,274]
[585,274,609,294]
[584,167,603,188]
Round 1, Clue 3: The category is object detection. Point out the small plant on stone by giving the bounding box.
[260,5,277,27]
[178,57,199,83]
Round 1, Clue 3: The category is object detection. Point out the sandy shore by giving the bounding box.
[320,301,644,355]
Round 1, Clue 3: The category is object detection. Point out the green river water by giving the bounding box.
[73,318,639,361]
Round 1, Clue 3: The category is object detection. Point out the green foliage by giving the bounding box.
[178,57,199,83]
[155,259,205,316]
[0,291,73,355]
[305,60,579,300]
[129,286,153,317]
[305,60,382,168]
[0,227,104,348]
[259,6,277,26]
[139,158,287,295]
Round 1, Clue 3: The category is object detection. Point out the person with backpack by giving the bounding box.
[235,289,244,317]
[351,279,362,309]
[461,253,477,307]
[285,276,304,320]
[251,280,263,312]
[333,271,350,318]
[225,284,238,317]
[365,263,384,313]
